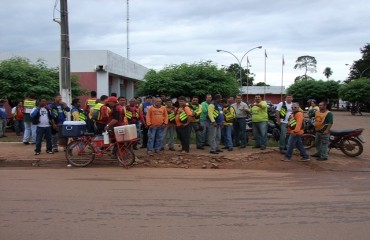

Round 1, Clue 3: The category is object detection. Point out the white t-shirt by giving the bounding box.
[31,107,51,127]
[276,101,293,123]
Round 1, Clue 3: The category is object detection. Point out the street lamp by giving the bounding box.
[345,63,370,78]
[216,46,262,100]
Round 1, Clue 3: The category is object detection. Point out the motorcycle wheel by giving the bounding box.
[301,134,315,149]
[340,138,363,157]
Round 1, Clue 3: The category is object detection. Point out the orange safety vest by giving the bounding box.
[314,111,329,131]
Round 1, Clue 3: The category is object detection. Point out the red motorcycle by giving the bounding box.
[302,128,365,157]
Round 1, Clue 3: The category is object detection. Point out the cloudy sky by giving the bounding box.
[1,0,369,86]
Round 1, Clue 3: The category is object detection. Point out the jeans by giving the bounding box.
[164,125,176,149]
[23,121,37,143]
[285,134,309,159]
[253,121,268,147]
[142,125,149,147]
[223,125,233,149]
[0,119,7,137]
[199,120,209,146]
[176,124,192,152]
[279,122,288,150]
[315,132,330,159]
[233,118,247,147]
[35,126,52,153]
[147,125,166,152]
[190,122,203,148]
[14,120,24,135]
[208,123,221,152]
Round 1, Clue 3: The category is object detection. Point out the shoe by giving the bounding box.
[169,147,175,151]
[239,145,246,148]
[311,153,320,157]
[181,150,189,153]
[316,157,328,161]
[2,135,7,137]
[147,151,154,156]
[46,150,54,154]
[34,152,40,155]
[228,148,233,151]
[29,142,36,144]
[196,146,205,150]
[23,142,30,145]
[210,151,219,154]
[299,157,310,162]
[281,158,291,162]
[260,146,266,150]
[160,147,164,151]
[222,146,228,149]
[53,148,59,152]
[252,146,260,149]
[216,149,223,152]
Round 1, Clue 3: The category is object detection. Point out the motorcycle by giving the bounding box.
[301,128,365,157]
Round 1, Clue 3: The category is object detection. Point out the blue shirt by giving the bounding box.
[49,103,70,124]
[0,106,6,119]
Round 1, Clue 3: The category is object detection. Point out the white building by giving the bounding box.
[0,50,149,100]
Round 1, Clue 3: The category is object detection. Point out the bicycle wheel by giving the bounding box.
[65,140,95,167]
[301,134,315,149]
[115,144,136,167]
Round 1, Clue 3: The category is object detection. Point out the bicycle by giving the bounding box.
[65,132,138,167]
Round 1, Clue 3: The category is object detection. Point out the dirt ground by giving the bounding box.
[1,111,369,171]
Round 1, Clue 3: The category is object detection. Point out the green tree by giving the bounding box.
[225,63,254,86]
[323,67,333,80]
[347,43,370,82]
[294,55,317,80]
[138,61,239,98]
[287,79,340,104]
[254,82,270,86]
[0,57,86,105]
[339,78,370,106]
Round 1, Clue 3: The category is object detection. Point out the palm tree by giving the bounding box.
[323,67,333,80]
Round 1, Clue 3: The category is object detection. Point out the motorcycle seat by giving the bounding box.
[330,128,363,136]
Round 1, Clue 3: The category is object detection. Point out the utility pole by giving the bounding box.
[126,0,130,59]
[60,0,71,109]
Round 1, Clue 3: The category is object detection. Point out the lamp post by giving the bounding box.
[217,46,262,101]
[345,63,370,78]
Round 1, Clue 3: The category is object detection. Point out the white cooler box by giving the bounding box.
[114,124,137,142]
[60,121,86,137]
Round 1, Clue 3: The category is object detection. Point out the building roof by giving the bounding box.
[240,86,286,95]
[0,50,149,81]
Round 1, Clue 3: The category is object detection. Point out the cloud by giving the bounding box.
[1,0,369,87]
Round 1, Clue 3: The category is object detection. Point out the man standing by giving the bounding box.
[146,98,168,155]
[276,95,293,154]
[23,95,37,144]
[92,95,110,134]
[126,98,145,150]
[49,94,70,152]
[208,94,224,154]
[104,96,127,131]
[11,100,25,136]
[71,98,86,122]
[199,94,212,148]
[222,98,236,151]
[189,96,203,149]
[0,100,7,138]
[311,101,334,161]
[231,95,249,148]
[283,103,310,162]
[250,95,268,150]
[30,98,54,155]
[84,91,97,133]
[175,96,193,153]
[164,99,176,151]
[140,96,153,148]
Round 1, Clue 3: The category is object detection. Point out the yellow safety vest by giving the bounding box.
[87,99,96,108]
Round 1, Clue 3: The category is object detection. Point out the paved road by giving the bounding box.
[1,168,370,240]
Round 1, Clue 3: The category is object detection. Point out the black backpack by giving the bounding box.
[31,110,41,125]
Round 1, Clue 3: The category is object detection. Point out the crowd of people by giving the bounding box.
[0,91,334,161]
